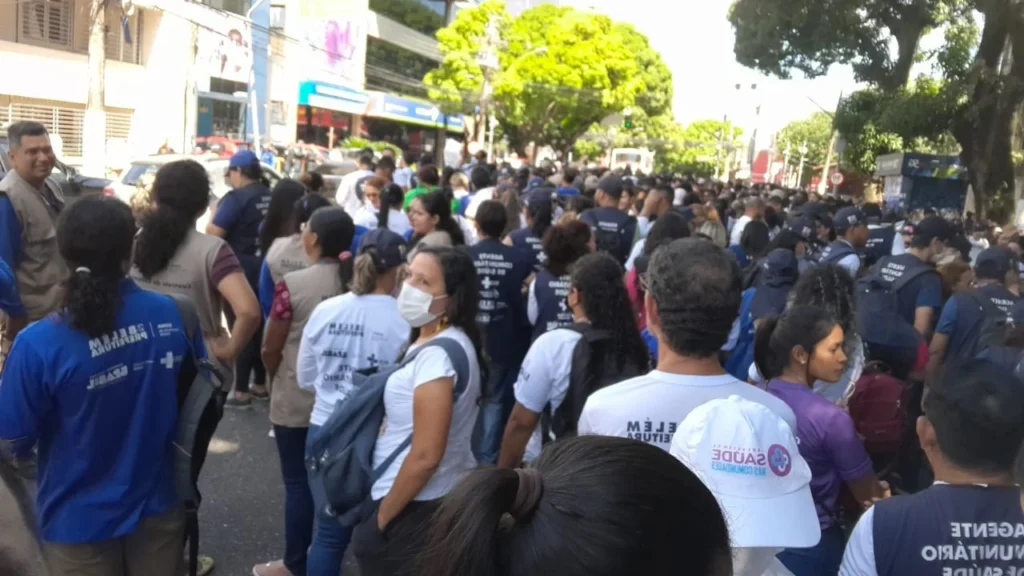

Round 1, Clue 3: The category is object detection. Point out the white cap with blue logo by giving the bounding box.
[670,395,820,549]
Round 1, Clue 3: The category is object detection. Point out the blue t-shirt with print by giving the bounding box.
[0,280,204,543]
[936,284,1018,362]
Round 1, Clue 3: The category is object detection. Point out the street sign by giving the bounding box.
[830,172,845,186]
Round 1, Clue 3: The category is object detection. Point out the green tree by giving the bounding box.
[655,119,743,176]
[778,112,833,184]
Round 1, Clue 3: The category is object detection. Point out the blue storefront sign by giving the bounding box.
[371,92,464,132]
[298,81,371,115]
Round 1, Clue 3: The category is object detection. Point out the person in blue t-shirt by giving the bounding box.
[506,188,554,272]
[0,197,205,576]
[928,246,1020,382]
[578,175,637,266]
[876,216,951,339]
[0,258,25,347]
[469,200,531,464]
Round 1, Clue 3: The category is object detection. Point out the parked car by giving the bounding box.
[0,135,113,203]
[311,159,359,199]
[112,154,283,230]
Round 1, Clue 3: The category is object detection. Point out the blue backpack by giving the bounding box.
[724,288,756,381]
[306,337,470,526]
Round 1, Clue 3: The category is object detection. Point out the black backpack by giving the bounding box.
[588,215,634,265]
[855,264,935,349]
[963,292,1011,358]
[542,323,646,442]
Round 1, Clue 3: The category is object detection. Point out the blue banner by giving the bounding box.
[297,81,371,116]
[371,92,464,131]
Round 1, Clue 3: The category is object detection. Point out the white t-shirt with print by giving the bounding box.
[513,328,583,461]
[578,371,797,451]
[371,327,481,501]
[297,293,410,426]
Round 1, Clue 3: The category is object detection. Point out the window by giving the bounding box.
[202,0,250,16]
[72,4,143,64]
[20,0,73,48]
[269,4,285,30]
[365,37,435,100]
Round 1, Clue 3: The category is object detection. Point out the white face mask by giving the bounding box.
[397,282,446,328]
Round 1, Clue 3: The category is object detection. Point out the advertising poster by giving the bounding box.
[196,8,253,85]
[300,0,369,89]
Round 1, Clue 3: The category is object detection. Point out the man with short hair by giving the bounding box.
[557,167,580,197]
[729,197,764,246]
[578,175,637,265]
[625,185,675,271]
[402,165,440,211]
[877,216,952,338]
[374,155,395,182]
[336,154,374,214]
[862,203,906,267]
[464,165,495,219]
[840,358,1024,576]
[819,207,870,277]
[0,121,66,351]
[578,238,796,451]
[394,150,415,190]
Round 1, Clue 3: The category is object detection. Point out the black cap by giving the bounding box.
[357,228,407,270]
[749,249,799,319]
[911,216,954,244]
[833,207,866,232]
[975,246,1018,281]
[523,188,554,211]
[785,217,815,242]
[597,175,624,199]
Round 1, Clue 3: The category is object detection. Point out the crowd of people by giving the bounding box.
[1,119,1024,576]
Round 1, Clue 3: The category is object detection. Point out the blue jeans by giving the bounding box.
[274,425,314,576]
[306,424,354,576]
[473,364,519,464]
[777,524,845,576]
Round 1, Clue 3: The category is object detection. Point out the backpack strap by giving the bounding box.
[370,337,472,481]
[889,264,936,293]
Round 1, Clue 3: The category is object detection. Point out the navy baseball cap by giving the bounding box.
[750,249,799,319]
[524,188,554,211]
[357,228,407,270]
[975,246,1018,281]
[228,149,259,169]
[597,175,624,199]
[833,207,866,232]
[785,217,815,242]
[911,216,954,244]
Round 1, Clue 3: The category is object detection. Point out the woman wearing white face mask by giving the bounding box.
[350,245,483,576]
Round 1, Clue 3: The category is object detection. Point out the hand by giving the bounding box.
[208,333,235,364]
[862,481,892,510]
[376,508,390,532]
[640,192,660,218]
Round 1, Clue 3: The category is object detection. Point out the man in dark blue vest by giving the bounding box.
[579,175,637,265]
[875,216,952,338]
[839,358,1024,576]
[927,247,1020,383]
[469,200,531,464]
[818,206,869,277]
[863,203,906,268]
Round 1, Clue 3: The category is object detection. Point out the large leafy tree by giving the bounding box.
[777,112,834,183]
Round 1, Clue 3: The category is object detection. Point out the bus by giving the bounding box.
[609,147,655,175]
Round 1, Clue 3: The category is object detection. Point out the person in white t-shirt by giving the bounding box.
[352,175,389,230]
[350,246,483,576]
[578,238,797,451]
[336,155,375,215]
[296,228,410,576]
[730,197,765,247]
[497,252,650,466]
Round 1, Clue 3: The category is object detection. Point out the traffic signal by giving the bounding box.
[623,114,633,129]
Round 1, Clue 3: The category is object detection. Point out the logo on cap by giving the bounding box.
[767,444,792,477]
[398,244,407,258]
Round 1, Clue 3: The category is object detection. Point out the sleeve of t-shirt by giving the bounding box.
[0,338,48,457]
[209,243,243,289]
[410,346,457,389]
[514,336,559,413]
[839,506,878,576]
[935,297,959,335]
[297,313,320,391]
[625,239,644,272]
[258,260,274,319]
[826,410,875,482]
[0,258,25,319]
[0,196,22,273]
[891,232,906,256]
[915,273,944,311]
[636,216,651,239]
[211,191,242,231]
[838,254,861,278]
[270,280,293,322]
[527,279,539,325]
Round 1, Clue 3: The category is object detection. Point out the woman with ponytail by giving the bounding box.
[506,188,555,271]
[351,245,483,576]
[253,207,356,576]
[754,305,885,575]
[421,436,732,576]
[499,252,649,466]
[295,228,411,576]
[0,197,204,576]
[132,160,260,405]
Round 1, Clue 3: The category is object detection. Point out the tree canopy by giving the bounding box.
[777,112,833,183]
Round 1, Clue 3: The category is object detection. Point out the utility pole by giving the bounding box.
[796,140,808,189]
[818,91,843,195]
[434,0,455,167]
[83,0,109,175]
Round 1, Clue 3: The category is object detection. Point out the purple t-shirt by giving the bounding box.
[766,379,874,530]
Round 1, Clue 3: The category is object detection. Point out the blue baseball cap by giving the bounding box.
[749,249,799,319]
[523,188,554,211]
[975,246,1018,281]
[357,228,407,270]
[833,207,866,232]
[785,217,815,242]
[228,149,260,169]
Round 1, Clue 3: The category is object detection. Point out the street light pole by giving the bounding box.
[796,140,808,189]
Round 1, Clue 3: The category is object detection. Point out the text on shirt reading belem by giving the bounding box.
[88,324,149,358]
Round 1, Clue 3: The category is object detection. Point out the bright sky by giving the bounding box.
[561,0,860,137]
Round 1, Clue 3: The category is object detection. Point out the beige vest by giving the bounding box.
[265,234,309,286]
[271,261,345,427]
[130,228,234,388]
[0,170,67,321]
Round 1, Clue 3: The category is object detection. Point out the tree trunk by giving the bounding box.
[82,0,107,176]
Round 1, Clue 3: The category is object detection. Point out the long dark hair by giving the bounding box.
[753,305,839,381]
[418,436,731,576]
[410,246,484,381]
[412,190,465,246]
[542,220,592,276]
[259,178,306,255]
[378,183,404,231]
[58,197,136,337]
[571,253,650,372]
[789,264,856,337]
[307,207,355,289]
[291,193,331,234]
[134,159,210,278]
[526,191,555,239]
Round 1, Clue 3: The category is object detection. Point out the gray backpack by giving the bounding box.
[168,295,226,576]
[307,337,470,527]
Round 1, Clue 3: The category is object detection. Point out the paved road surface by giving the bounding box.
[0,400,361,576]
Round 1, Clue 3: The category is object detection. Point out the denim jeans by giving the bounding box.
[306,424,354,576]
[274,425,314,576]
[473,363,520,464]
[777,524,845,576]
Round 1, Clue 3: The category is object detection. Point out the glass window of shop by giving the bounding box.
[368,0,447,36]
[296,107,353,149]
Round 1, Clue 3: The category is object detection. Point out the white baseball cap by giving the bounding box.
[670,395,820,549]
